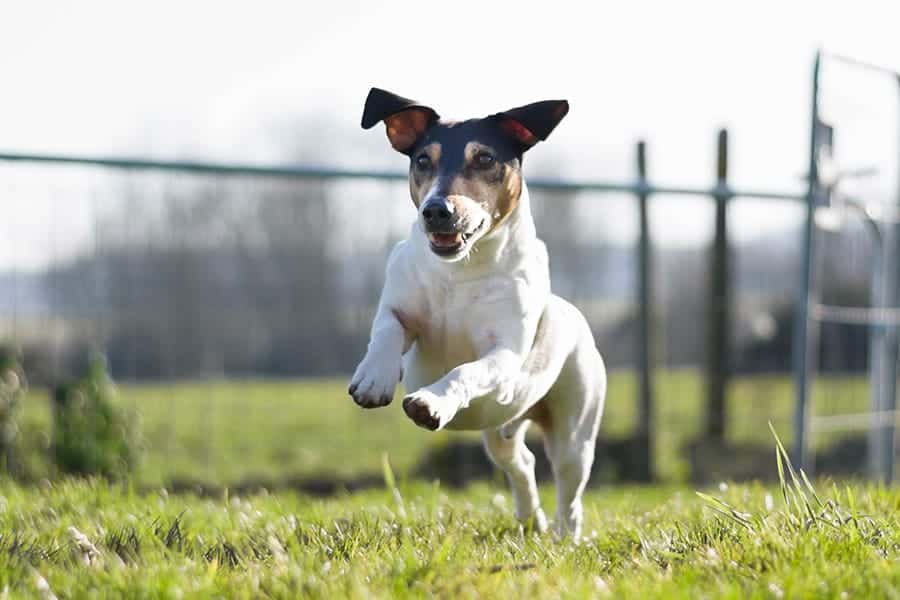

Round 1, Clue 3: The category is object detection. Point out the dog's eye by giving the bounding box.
[415,154,432,170]
[474,152,495,169]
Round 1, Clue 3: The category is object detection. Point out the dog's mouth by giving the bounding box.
[427,220,485,257]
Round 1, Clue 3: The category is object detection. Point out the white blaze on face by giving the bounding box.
[445,194,491,233]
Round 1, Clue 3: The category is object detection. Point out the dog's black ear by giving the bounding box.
[361,88,439,154]
[491,100,569,152]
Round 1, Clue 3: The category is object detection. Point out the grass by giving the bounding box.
[1,374,894,597]
[16,370,871,487]
[2,473,899,598]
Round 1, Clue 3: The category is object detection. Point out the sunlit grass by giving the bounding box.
[15,370,870,487]
[1,475,898,598]
[3,376,894,598]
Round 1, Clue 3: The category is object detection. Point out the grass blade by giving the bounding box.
[381,453,407,520]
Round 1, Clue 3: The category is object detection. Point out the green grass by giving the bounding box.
[2,475,899,598]
[2,374,893,597]
[15,370,871,487]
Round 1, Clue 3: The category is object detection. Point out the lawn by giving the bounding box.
[2,372,892,598]
[15,370,870,488]
[2,473,899,598]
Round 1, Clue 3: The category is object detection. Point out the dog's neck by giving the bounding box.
[415,182,537,278]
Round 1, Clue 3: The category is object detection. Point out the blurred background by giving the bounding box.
[0,1,898,492]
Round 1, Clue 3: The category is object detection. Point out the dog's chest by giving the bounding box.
[406,276,514,365]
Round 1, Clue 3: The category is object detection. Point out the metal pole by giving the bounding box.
[635,140,655,481]
[868,227,886,479]
[872,219,898,482]
[875,74,900,483]
[792,51,822,471]
[705,129,731,440]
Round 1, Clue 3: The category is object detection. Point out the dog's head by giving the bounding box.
[362,88,568,262]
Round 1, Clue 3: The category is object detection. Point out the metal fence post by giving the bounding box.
[871,221,899,483]
[867,227,886,479]
[873,76,900,482]
[635,140,655,481]
[705,129,731,441]
[792,51,822,472]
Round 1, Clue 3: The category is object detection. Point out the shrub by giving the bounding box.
[0,348,25,473]
[52,355,140,478]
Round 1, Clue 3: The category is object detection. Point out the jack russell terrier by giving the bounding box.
[350,88,606,538]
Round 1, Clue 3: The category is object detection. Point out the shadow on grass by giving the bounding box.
[9,433,870,498]
[160,434,652,497]
[687,435,867,483]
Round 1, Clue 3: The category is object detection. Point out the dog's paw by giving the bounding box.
[552,511,583,543]
[349,358,400,409]
[402,389,455,431]
[521,508,549,535]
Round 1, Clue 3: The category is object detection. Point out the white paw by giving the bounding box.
[348,356,401,409]
[401,388,456,431]
[552,512,583,542]
[521,508,549,534]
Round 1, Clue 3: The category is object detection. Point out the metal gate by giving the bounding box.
[793,51,900,482]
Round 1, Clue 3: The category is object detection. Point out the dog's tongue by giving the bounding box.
[431,233,461,247]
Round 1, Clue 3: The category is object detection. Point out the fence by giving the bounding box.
[793,51,900,482]
[3,53,893,486]
[0,142,810,484]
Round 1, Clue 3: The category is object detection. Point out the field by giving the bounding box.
[4,475,900,598]
[3,371,888,598]
[15,370,870,488]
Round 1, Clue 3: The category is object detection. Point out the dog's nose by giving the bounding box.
[422,200,453,229]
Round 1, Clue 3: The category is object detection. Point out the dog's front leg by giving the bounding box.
[349,243,418,408]
[349,309,409,408]
[402,347,522,430]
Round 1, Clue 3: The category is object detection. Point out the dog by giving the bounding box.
[349,88,606,538]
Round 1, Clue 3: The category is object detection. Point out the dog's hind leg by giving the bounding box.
[483,421,548,533]
[541,343,606,540]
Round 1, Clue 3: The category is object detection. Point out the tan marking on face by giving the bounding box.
[444,142,521,233]
[408,142,441,208]
[463,141,488,162]
[491,166,522,232]
[446,142,494,204]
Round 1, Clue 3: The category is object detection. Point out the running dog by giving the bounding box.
[350,88,606,538]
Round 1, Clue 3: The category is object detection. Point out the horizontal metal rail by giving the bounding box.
[826,52,900,79]
[811,409,900,433]
[811,303,900,326]
[0,151,806,202]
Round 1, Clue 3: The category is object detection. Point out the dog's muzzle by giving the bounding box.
[422,199,454,231]
[421,198,486,258]
[422,199,462,256]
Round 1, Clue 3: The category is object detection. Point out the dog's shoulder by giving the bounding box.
[384,239,420,276]
[379,240,422,303]
[511,236,550,284]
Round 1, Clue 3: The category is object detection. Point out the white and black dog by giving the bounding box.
[349,88,606,538]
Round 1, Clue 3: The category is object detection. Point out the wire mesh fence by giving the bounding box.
[0,91,890,490]
[792,52,900,481]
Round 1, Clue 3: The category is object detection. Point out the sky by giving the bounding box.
[1,0,899,270]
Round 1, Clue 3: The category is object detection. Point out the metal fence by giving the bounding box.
[0,143,807,482]
[2,51,895,485]
[793,51,900,482]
